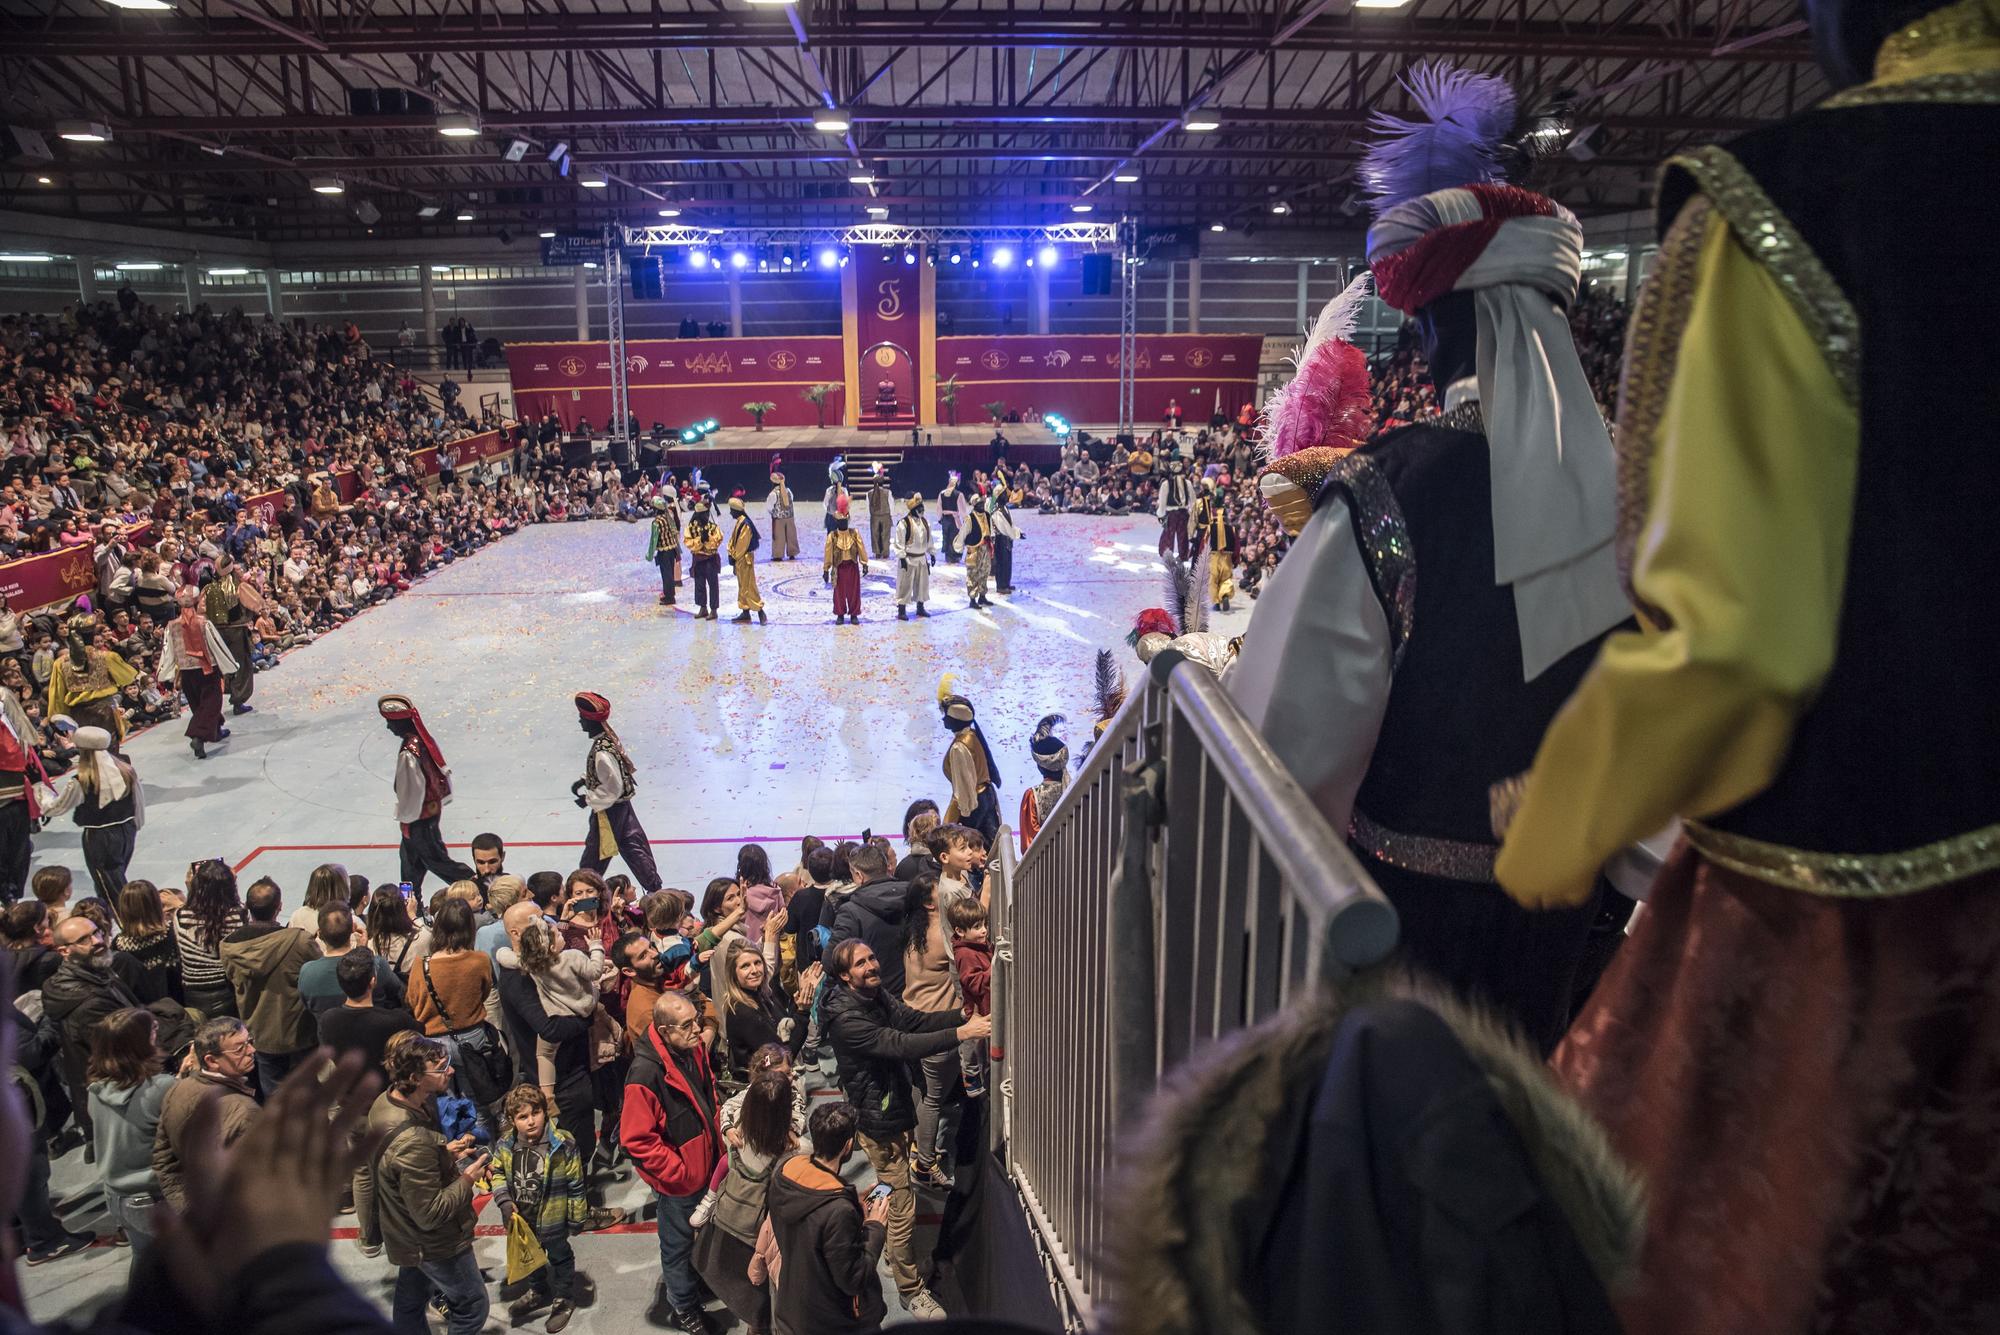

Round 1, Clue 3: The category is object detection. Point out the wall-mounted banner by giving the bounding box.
[842,246,936,428]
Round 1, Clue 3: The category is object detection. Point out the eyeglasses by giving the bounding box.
[427,1060,453,1074]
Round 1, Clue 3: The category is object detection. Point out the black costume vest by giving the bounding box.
[1325,413,1610,882]
[1659,102,2000,857]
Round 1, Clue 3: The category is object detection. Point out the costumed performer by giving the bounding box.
[685,496,723,620]
[1228,62,1630,1053]
[727,494,767,625]
[938,471,964,563]
[646,493,683,605]
[41,726,141,899]
[894,493,934,620]
[571,692,664,893]
[1495,2,2000,1329]
[379,694,476,892]
[767,460,800,562]
[203,554,258,714]
[157,586,236,760]
[46,613,138,742]
[962,491,993,609]
[1018,714,1069,853]
[824,495,869,624]
[938,676,1002,849]
[0,683,50,903]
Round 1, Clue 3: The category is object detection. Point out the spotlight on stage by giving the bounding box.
[680,427,702,444]
[1043,413,1071,438]
[818,247,839,269]
[782,251,795,267]
[902,248,916,266]
[689,248,710,268]
[1037,244,1060,268]
[992,246,1014,269]
[948,250,962,265]
[730,250,749,269]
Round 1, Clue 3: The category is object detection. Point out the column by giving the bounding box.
[727,268,744,337]
[1032,262,1051,335]
[1295,261,1310,334]
[181,263,202,312]
[419,264,437,353]
[75,254,99,304]
[1163,261,1176,333]
[265,268,284,321]
[1186,258,1202,334]
[573,266,590,340]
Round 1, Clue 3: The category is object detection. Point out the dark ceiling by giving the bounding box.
[0,0,1825,244]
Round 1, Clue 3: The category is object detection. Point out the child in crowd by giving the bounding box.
[489,1085,589,1333]
[513,917,609,1101]
[32,866,74,928]
[949,897,992,1098]
[690,1042,809,1229]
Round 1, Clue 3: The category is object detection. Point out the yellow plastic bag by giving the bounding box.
[505,1211,549,1284]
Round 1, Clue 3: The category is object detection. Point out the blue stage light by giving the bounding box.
[689,249,709,269]
[992,246,1014,269]
[703,418,719,432]
[818,248,838,269]
[730,250,749,269]
[1038,245,1060,267]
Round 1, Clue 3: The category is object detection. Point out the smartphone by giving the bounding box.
[866,1183,893,1203]
[569,896,600,916]
[398,881,414,899]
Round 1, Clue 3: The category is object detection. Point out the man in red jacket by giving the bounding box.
[621,990,723,1333]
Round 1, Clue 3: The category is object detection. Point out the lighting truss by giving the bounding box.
[619,222,1118,250]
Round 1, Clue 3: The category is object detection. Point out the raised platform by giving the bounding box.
[637,424,1062,493]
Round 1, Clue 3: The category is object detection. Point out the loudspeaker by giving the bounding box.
[346,88,379,117]
[376,89,409,115]
[353,200,382,225]
[631,257,664,301]
[1081,253,1114,295]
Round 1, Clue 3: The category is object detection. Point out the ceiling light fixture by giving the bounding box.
[848,172,875,185]
[866,205,889,218]
[1113,172,1139,183]
[1209,222,1225,232]
[813,110,851,133]
[100,0,176,9]
[36,176,53,186]
[1181,112,1221,132]
[658,208,681,218]
[416,204,442,218]
[455,210,475,222]
[538,229,557,239]
[206,267,250,276]
[57,121,113,143]
[310,176,345,195]
[115,261,161,271]
[0,254,54,264]
[579,171,608,188]
[1071,203,1093,214]
[436,113,481,139]
[1270,201,1291,215]
[1352,0,1413,8]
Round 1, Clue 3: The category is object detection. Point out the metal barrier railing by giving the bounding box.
[990,648,1400,1328]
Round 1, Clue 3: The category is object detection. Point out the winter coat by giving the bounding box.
[353,1090,476,1267]
[619,1024,722,1198]
[821,981,960,1141]
[220,922,320,1054]
[1104,985,1644,1335]
[954,940,992,1018]
[88,1072,174,1195]
[110,930,184,1005]
[826,877,910,996]
[488,1126,590,1241]
[42,955,193,1127]
[152,1070,259,1208]
[765,1152,887,1335]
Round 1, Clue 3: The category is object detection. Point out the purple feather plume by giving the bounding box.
[1361,62,1516,211]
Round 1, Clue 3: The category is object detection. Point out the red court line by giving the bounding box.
[233,834,882,874]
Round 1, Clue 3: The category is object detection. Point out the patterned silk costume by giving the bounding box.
[727,497,766,621]
[1017,714,1069,853]
[823,496,868,624]
[646,496,683,604]
[46,618,139,740]
[1496,6,2000,1330]
[684,502,723,619]
[379,694,475,892]
[893,497,933,618]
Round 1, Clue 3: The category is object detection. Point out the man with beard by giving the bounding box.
[822,939,988,1321]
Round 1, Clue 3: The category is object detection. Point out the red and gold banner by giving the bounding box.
[0,525,150,614]
[506,338,844,431]
[842,247,931,427]
[937,333,1263,425]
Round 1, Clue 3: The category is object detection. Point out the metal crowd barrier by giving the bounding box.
[989,649,1400,1329]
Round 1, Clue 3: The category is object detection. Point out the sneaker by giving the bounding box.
[108,1228,130,1247]
[358,1241,383,1258]
[545,1301,575,1334]
[429,1292,450,1321]
[25,1232,94,1265]
[689,1194,715,1229]
[509,1293,550,1325]
[903,1288,947,1320]
[583,1205,627,1231]
[912,1158,953,1190]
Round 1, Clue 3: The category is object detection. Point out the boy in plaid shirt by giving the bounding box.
[489,1085,590,1332]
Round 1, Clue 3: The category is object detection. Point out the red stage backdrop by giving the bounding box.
[938,333,1263,425]
[507,338,844,431]
[843,246,933,427]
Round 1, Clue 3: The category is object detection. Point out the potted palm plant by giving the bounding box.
[935,374,962,426]
[983,400,1008,425]
[804,383,839,429]
[743,400,776,431]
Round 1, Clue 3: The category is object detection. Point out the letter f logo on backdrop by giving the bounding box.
[875,280,904,321]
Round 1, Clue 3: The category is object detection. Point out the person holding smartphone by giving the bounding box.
[766,1100,892,1335]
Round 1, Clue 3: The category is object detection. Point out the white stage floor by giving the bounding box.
[32,507,1248,897]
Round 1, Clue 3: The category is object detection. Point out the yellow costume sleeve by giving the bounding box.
[1495,202,1861,908]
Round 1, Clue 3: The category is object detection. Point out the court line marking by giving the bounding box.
[231,834,881,873]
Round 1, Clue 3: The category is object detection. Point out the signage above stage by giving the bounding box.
[539,234,607,267]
